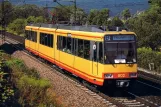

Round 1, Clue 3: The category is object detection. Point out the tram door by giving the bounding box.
[91,41,99,76]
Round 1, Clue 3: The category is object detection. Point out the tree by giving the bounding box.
[87,9,99,25]
[87,8,109,26]
[148,0,161,7]
[8,18,26,35]
[26,16,36,24]
[126,10,161,50]
[75,8,87,25]
[0,1,14,25]
[13,4,47,21]
[121,8,131,20]
[52,5,86,24]
[109,16,124,27]
[35,16,45,23]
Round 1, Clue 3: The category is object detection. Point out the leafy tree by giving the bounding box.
[8,18,26,35]
[126,11,161,50]
[26,16,36,24]
[0,2,48,26]
[35,16,46,23]
[52,5,86,25]
[0,1,14,25]
[75,8,87,25]
[52,5,71,23]
[87,8,109,26]
[26,16,45,24]
[87,9,99,25]
[13,4,45,19]
[121,8,131,20]
[126,0,161,50]
[109,16,124,27]
[148,0,161,7]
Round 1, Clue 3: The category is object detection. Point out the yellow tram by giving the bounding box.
[25,24,137,87]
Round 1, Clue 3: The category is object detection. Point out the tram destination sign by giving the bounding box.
[105,35,135,41]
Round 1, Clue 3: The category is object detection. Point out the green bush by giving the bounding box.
[137,47,161,72]
[6,59,40,78]
[5,58,62,106]
[6,59,25,69]
[17,75,51,106]
[0,51,14,106]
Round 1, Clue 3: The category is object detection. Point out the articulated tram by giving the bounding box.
[25,24,137,87]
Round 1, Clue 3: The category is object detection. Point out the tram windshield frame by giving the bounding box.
[104,34,137,64]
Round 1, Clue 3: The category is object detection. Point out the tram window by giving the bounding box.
[25,30,37,42]
[50,34,53,47]
[34,32,37,42]
[31,32,37,42]
[40,33,53,48]
[47,34,53,47]
[74,39,78,55]
[57,36,60,49]
[41,33,45,45]
[71,38,74,54]
[60,36,63,50]
[84,40,90,60]
[58,36,63,50]
[66,37,71,54]
[93,42,97,62]
[25,30,29,39]
[44,34,48,46]
[40,33,44,45]
[78,39,84,58]
[98,42,103,63]
[62,36,67,52]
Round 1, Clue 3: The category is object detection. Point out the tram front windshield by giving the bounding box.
[104,35,136,64]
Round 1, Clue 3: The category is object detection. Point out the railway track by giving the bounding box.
[1,34,161,107]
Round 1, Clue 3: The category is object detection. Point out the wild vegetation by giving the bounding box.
[138,48,161,72]
[0,50,62,106]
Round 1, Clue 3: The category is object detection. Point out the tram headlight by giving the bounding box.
[129,73,137,77]
[104,74,113,79]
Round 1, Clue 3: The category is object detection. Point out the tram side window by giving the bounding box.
[57,36,60,49]
[98,42,103,63]
[78,39,84,58]
[25,30,37,42]
[30,31,37,42]
[40,33,53,48]
[67,37,72,54]
[25,30,30,39]
[84,40,90,60]
[57,36,72,54]
[71,38,74,54]
[57,36,64,50]
[47,34,53,47]
[58,36,63,50]
[40,33,45,45]
[62,36,67,51]
[72,38,77,55]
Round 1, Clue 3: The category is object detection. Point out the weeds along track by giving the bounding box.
[1,35,161,107]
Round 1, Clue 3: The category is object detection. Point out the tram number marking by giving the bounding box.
[118,74,125,78]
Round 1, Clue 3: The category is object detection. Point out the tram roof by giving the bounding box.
[27,23,105,33]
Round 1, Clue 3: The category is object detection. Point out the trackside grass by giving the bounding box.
[0,50,63,107]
